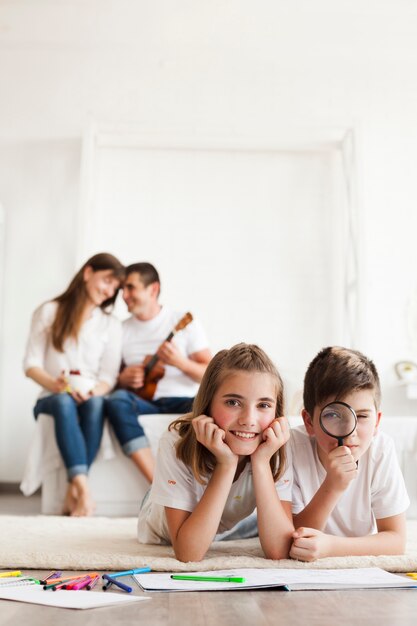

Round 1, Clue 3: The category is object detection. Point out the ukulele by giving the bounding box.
[135,312,194,401]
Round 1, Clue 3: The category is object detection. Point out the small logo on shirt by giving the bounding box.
[167,480,177,485]
[234,495,242,501]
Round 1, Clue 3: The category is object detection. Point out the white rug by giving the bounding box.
[1,515,417,572]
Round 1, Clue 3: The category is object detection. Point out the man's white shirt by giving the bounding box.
[122,306,209,399]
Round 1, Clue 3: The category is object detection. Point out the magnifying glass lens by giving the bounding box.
[320,402,357,438]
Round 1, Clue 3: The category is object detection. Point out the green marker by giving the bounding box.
[170,575,245,583]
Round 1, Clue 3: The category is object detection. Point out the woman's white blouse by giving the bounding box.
[23,301,122,396]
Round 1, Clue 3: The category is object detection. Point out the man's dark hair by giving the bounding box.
[126,262,160,293]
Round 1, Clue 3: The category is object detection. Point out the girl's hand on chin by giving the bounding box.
[192,415,238,466]
[251,416,290,463]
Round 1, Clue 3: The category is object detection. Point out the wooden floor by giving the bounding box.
[1,488,417,625]
[2,570,417,626]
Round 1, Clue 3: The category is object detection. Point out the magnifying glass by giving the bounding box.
[319,401,357,447]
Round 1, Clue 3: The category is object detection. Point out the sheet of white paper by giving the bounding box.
[135,567,415,592]
[277,567,409,585]
[0,585,151,609]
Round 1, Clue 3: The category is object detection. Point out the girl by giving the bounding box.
[24,252,125,516]
[137,343,294,561]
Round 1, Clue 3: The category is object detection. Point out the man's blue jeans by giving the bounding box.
[105,389,194,455]
[34,394,105,480]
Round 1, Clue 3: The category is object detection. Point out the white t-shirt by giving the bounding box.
[122,306,209,399]
[23,301,122,397]
[290,425,410,537]
[137,428,293,544]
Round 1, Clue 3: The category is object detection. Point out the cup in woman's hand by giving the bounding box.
[67,370,95,396]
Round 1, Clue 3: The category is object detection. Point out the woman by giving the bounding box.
[24,253,125,516]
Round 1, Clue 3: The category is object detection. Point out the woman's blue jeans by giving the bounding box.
[34,393,105,480]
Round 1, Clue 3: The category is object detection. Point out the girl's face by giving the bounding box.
[210,370,278,457]
[84,267,120,306]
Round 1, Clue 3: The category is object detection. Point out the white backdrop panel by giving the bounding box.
[83,143,346,405]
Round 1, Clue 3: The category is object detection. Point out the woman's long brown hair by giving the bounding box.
[170,343,287,484]
[51,252,125,351]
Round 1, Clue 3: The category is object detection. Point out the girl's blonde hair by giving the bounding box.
[170,343,287,484]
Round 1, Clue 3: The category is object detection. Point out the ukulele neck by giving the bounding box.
[144,331,175,375]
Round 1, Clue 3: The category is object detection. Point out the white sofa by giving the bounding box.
[20,414,417,518]
[20,413,179,516]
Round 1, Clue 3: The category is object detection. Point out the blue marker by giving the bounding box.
[111,567,151,577]
[102,574,132,593]
[103,580,113,591]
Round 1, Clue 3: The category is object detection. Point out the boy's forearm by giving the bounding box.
[326,531,406,557]
[293,481,344,530]
[172,464,236,562]
[252,461,294,559]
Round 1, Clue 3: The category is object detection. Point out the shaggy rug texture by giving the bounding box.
[1,515,417,572]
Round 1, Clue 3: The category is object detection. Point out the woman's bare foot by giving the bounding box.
[70,492,96,517]
[62,483,77,515]
[69,475,96,517]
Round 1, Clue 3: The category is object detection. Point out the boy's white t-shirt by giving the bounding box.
[137,428,293,544]
[290,425,410,537]
[122,306,208,399]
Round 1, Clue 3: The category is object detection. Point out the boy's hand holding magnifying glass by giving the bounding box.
[320,402,358,491]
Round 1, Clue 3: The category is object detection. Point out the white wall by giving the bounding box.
[0,140,81,481]
[1,1,417,480]
[84,138,349,386]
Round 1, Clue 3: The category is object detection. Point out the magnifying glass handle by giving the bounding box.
[337,436,359,466]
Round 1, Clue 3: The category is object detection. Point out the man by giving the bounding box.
[106,262,212,482]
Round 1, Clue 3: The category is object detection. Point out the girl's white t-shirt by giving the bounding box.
[137,428,293,544]
[290,425,410,537]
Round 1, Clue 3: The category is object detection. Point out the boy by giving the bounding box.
[290,346,409,561]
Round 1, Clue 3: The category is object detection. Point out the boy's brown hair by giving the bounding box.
[303,346,381,417]
[170,343,287,484]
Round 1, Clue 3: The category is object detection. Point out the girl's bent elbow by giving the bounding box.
[174,548,205,563]
[395,535,407,555]
[264,547,290,560]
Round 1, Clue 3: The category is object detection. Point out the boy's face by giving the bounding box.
[302,388,381,464]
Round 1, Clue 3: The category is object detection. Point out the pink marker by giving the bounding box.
[69,576,92,591]
[86,575,100,590]
[61,576,87,590]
